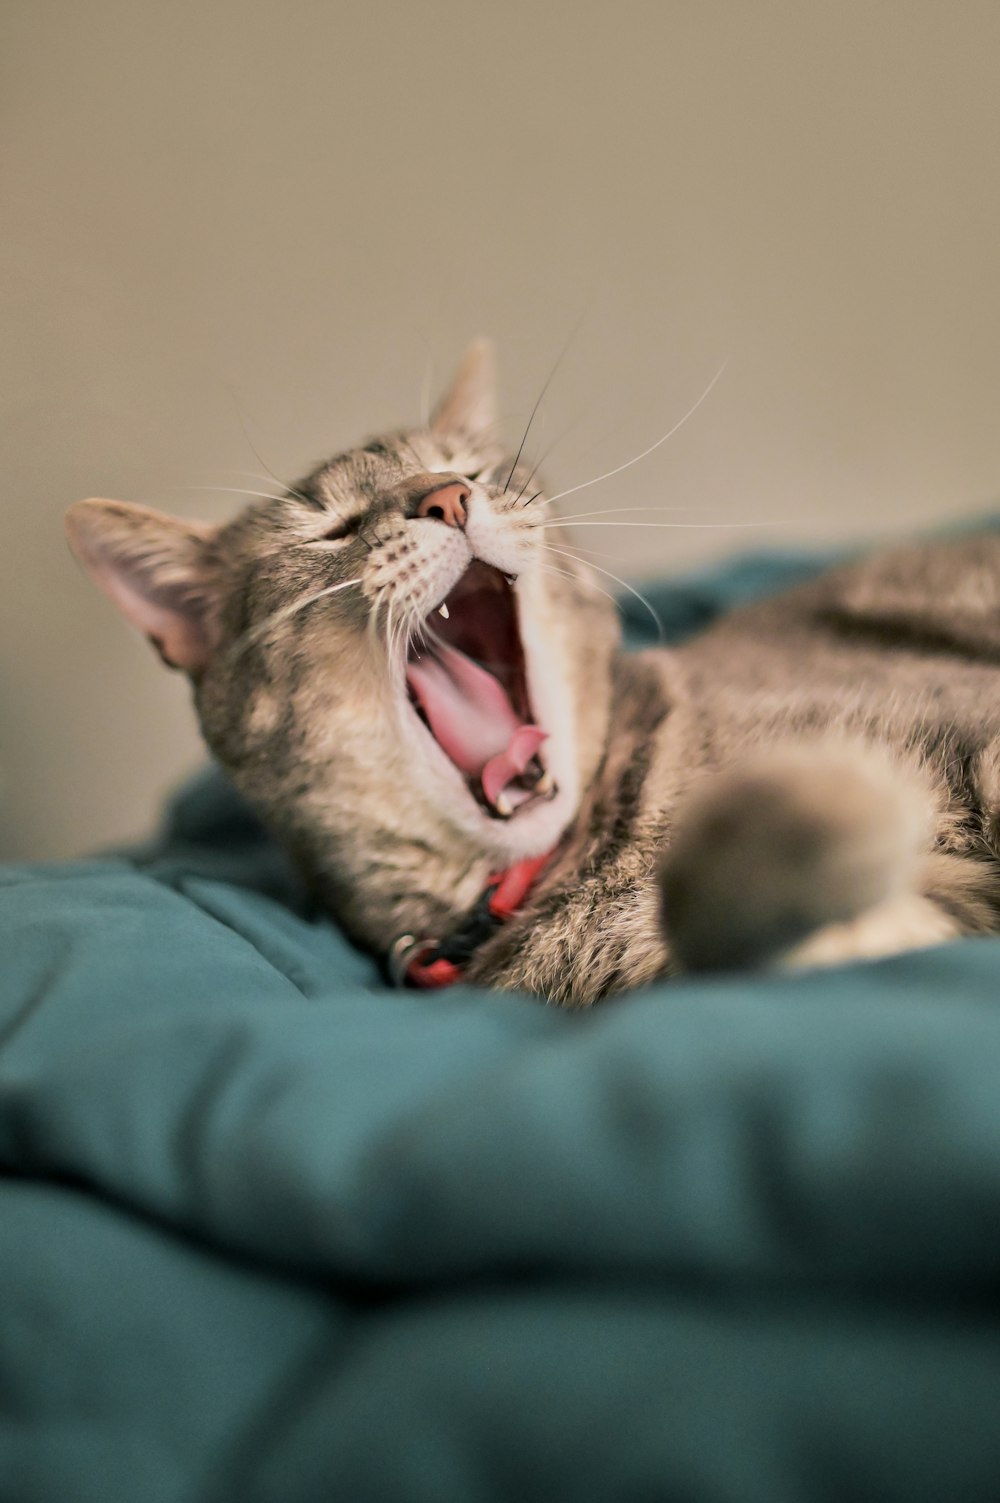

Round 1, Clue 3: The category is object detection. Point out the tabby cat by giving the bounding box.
[66,343,1000,1004]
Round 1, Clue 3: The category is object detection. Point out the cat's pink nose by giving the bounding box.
[416,482,469,529]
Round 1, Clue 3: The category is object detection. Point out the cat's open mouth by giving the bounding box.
[405,561,554,818]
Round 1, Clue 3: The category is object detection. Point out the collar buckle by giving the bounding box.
[386,848,557,991]
[387,933,432,989]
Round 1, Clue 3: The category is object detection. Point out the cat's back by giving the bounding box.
[661,529,1000,758]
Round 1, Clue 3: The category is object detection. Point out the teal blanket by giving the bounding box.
[3,552,999,1502]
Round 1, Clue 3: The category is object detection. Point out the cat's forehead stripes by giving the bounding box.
[305,437,419,515]
[298,430,494,520]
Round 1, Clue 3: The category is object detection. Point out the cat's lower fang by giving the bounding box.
[481,726,548,808]
[406,560,548,820]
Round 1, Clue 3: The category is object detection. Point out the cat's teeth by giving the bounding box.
[438,603,450,620]
[494,791,513,817]
[536,771,553,796]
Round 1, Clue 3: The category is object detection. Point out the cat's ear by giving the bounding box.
[431,338,497,441]
[65,499,221,674]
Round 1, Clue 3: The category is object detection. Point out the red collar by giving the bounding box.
[387,849,554,989]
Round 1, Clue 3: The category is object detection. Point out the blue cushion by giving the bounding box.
[2,547,999,1502]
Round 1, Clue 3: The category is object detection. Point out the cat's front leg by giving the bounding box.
[466,862,670,1007]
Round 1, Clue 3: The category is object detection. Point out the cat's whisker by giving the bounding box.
[368,580,396,670]
[543,359,729,508]
[208,469,286,484]
[180,484,294,504]
[225,388,317,507]
[400,609,420,676]
[202,470,315,508]
[540,538,634,562]
[506,413,585,508]
[541,505,726,523]
[419,357,434,432]
[224,577,364,662]
[397,602,415,670]
[542,543,665,640]
[504,387,549,496]
[366,586,385,660]
[535,518,778,530]
[505,472,536,509]
[385,595,415,678]
[537,561,622,614]
[383,595,400,671]
[414,618,455,664]
[503,319,583,493]
[395,606,412,673]
[382,597,397,670]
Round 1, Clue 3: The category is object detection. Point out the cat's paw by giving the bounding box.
[658,743,930,972]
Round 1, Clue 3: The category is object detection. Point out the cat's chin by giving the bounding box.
[471,779,578,862]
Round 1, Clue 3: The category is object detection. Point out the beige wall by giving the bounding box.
[4,0,1000,859]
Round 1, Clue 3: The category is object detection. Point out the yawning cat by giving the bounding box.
[66,342,1000,1004]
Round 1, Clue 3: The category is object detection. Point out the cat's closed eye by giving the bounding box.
[302,509,364,546]
[317,519,352,542]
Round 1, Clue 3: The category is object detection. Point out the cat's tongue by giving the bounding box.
[407,644,547,810]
